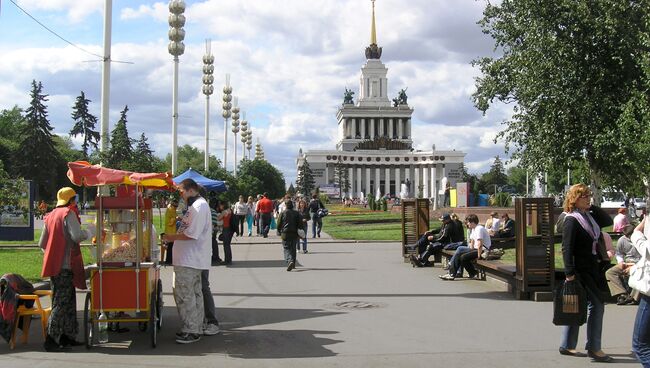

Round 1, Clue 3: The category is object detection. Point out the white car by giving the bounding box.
[634,198,647,209]
[600,197,625,209]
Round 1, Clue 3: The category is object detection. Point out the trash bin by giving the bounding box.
[478,194,489,206]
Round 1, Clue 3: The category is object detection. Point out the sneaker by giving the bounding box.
[303,250,308,254]
[439,274,455,281]
[287,261,295,271]
[203,323,220,336]
[175,333,201,344]
[442,265,450,270]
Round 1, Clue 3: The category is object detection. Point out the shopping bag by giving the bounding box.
[270,216,277,230]
[553,280,587,326]
[629,247,650,295]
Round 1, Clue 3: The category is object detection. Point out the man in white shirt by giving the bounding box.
[163,179,212,344]
[440,214,491,280]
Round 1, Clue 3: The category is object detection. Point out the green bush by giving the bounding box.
[493,192,512,207]
[381,199,388,211]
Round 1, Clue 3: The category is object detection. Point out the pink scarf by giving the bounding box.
[566,210,600,255]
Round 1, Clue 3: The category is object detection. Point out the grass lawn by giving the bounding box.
[322,204,441,241]
[0,247,94,283]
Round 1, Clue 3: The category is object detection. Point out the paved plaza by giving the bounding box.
[1,232,641,367]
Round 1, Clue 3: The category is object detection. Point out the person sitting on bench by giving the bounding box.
[439,213,491,280]
[496,213,515,238]
[410,213,463,267]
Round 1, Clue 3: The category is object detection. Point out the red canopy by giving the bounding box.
[67,161,174,189]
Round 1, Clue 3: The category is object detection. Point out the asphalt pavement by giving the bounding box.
[1,230,642,367]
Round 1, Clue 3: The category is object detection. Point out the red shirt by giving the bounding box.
[256,197,274,214]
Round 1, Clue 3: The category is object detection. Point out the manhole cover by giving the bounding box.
[330,301,385,310]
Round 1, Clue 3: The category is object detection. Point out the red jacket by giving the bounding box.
[256,197,274,214]
[42,207,87,289]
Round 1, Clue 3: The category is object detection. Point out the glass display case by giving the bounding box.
[94,195,154,265]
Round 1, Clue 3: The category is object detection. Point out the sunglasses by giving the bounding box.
[578,193,592,199]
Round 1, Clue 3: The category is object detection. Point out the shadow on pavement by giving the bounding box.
[65,306,343,358]
[198,291,517,301]
[223,260,288,268]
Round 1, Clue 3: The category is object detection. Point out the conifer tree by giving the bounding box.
[287,183,296,197]
[296,159,315,197]
[132,132,155,172]
[14,80,59,199]
[105,106,133,170]
[334,162,350,199]
[69,91,100,159]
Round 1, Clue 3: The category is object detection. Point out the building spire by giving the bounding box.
[365,0,382,59]
[370,0,377,45]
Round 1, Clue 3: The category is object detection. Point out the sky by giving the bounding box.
[0,0,513,185]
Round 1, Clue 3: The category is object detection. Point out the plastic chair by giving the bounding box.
[9,290,52,349]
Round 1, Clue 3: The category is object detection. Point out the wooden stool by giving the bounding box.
[10,290,52,349]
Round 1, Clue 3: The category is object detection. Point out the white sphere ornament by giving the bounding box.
[168,14,186,28]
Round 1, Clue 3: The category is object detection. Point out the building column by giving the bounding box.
[375,167,381,197]
[413,166,420,198]
[394,166,401,197]
[385,166,390,196]
[406,119,411,138]
[356,167,362,198]
[348,166,354,198]
[325,164,329,185]
[379,118,385,137]
[360,118,366,139]
[370,118,375,139]
[432,165,438,210]
[423,165,430,199]
[397,119,404,139]
[365,167,372,197]
[389,118,394,138]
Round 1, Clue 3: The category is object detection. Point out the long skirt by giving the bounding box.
[48,269,78,343]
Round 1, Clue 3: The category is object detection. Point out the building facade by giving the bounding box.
[296,1,465,207]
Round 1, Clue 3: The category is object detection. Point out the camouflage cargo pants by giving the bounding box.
[173,266,204,334]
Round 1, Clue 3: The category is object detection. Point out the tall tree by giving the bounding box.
[238,159,286,199]
[14,80,60,199]
[0,106,24,176]
[69,91,100,159]
[296,159,315,198]
[287,183,296,197]
[483,156,508,191]
[473,0,650,203]
[105,106,133,170]
[132,133,155,172]
[334,162,351,199]
[165,144,221,174]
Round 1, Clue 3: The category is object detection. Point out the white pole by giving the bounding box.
[204,95,209,171]
[172,56,179,175]
[526,170,529,196]
[567,168,571,186]
[233,131,237,177]
[99,0,112,159]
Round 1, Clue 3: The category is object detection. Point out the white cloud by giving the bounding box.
[1,0,510,185]
[16,0,103,23]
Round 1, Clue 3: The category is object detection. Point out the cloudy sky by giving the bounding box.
[0,0,513,184]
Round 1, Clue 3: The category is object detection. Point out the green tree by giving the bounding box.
[0,106,24,176]
[473,0,650,204]
[483,156,507,193]
[14,80,60,199]
[334,162,350,199]
[69,91,100,159]
[506,166,527,195]
[296,159,315,197]
[104,106,134,170]
[287,183,296,197]
[165,144,221,174]
[238,159,285,199]
[132,133,156,172]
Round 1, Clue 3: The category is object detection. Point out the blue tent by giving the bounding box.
[173,168,227,192]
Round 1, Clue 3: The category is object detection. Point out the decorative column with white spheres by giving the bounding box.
[168,0,186,175]
[222,75,232,171]
[231,97,240,177]
[202,40,214,172]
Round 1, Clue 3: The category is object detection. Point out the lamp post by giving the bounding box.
[231,97,240,177]
[202,40,214,172]
[246,130,253,159]
[222,75,232,171]
[240,112,248,160]
[99,0,112,159]
[168,0,186,175]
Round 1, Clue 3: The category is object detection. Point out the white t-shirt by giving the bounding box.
[470,224,492,250]
[173,196,212,270]
[491,218,501,233]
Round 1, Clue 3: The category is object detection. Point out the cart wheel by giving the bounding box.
[83,293,95,349]
[149,291,157,348]
[156,279,163,330]
[138,322,147,332]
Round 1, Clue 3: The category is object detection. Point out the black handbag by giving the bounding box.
[553,280,588,326]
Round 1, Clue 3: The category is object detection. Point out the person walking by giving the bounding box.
[297,198,310,253]
[277,200,302,271]
[309,194,325,238]
[39,187,92,351]
[209,198,222,265]
[162,179,212,344]
[558,184,613,362]
[233,195,248,237]
[246,196,255,236]
[631,219,650,365]
[256,193,274,238]
[217,201,236,264]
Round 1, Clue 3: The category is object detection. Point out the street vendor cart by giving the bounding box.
[67,161,174,348]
